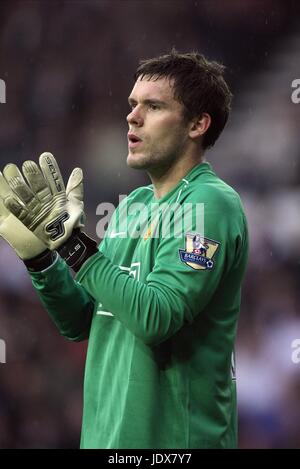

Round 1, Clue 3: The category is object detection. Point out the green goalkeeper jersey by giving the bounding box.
[29,162,248,448]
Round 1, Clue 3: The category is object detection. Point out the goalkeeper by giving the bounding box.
[0,50,248,449]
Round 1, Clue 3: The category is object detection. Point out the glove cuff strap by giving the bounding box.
[57,229,98,273]
[24,249,57,273]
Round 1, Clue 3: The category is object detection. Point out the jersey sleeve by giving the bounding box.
[76,196,246,345]
[29,255,95,341]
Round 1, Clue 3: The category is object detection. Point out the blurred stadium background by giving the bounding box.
[0,0,299,448]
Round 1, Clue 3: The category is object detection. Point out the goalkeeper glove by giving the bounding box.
[1,152,84,250]
[0,152,98,272]
[0,172,48,260]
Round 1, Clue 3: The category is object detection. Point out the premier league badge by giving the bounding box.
[179,233,220,270]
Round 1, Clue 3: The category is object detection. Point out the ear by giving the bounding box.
[189,113,211,140]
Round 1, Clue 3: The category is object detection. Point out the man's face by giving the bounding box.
[126,76,190,172]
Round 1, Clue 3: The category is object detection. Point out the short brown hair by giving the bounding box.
[134,49,233,150]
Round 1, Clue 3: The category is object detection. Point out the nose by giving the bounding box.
[126,106,143,127]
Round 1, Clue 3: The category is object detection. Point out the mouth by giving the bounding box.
[128,133,143,149]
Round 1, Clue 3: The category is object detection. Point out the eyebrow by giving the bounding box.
[128,97,167,106]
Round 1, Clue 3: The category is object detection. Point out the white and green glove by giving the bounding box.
[0,152,98,272]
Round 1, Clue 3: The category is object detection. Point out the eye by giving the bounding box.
[149,103,159,110]
[129,102,137,110]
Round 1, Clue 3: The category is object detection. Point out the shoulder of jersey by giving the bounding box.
[182,175,241,208]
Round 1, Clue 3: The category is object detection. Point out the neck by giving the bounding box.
[149,153,205,200]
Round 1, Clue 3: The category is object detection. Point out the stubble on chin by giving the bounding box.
[127,152,150,170]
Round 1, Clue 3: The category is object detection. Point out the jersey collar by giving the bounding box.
[153,162,214,204]
[180,161,213,184]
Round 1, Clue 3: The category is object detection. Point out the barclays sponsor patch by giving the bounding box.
[178,233,220,271]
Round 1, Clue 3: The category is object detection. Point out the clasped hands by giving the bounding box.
[0,152,84,260]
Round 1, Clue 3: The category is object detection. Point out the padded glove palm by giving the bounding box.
[0,174,47,259]
[0,152,84,251]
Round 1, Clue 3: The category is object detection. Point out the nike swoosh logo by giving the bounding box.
[96,311,114,316]
[96,302,114,317]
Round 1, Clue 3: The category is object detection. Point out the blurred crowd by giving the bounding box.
[0,0,299,448]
